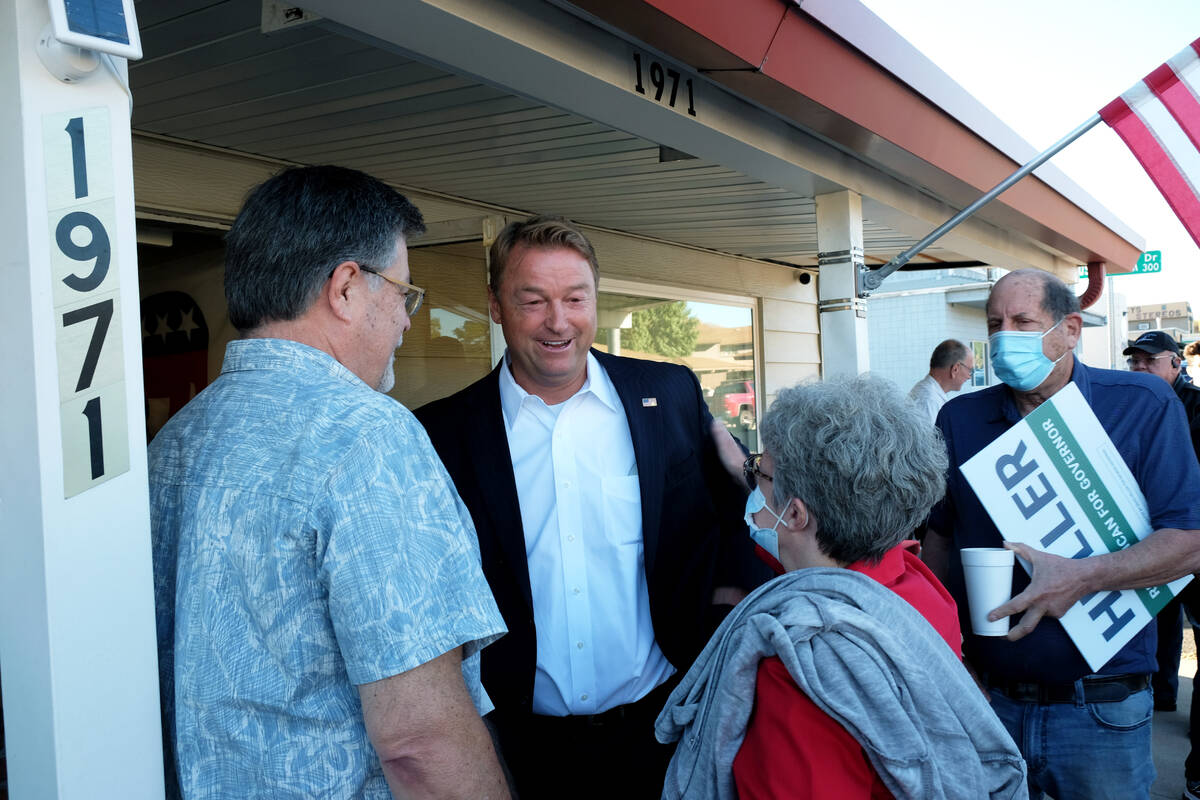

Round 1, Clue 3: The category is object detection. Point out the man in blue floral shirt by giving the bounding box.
[150,165,509,799]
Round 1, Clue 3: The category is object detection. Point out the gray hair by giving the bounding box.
[930,339,970,371]
[225,165,425,332]
[988,268,1080,324]
[759,374,948,565]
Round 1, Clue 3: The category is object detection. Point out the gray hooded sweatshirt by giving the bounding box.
[655,568,1028,800]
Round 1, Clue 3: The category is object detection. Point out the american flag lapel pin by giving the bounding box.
[642,397,658,407]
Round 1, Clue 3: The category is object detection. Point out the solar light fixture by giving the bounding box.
[46,0,143,60]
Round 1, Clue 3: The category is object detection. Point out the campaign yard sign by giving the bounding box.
[960,382,1191,671]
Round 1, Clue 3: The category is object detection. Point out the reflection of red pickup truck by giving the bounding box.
[715,380,756,428]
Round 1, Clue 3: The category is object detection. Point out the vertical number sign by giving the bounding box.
[43,108,130,497]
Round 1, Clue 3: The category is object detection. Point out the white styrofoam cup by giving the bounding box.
[961,547,1015,636]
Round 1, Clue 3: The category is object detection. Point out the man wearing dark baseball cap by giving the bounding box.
[1124,329,1181,359]
[1124,332,1199,418]
[1124,328,1200,795]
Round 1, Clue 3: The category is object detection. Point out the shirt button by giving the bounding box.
[580,693,588,701]
[567,534,575,542]
[562,481,571,489]
[577,641,584,649]
[573,587,581,595]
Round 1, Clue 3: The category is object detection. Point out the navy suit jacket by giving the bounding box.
[415,350,767,714]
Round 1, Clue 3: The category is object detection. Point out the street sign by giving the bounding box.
[1132,251,1161,273]
[1080,250,1162,279]
[1132,250,1163,274]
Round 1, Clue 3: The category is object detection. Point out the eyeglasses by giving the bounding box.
[1126,353,1173,369]
[743,453,772,490]
[361,266,425,317]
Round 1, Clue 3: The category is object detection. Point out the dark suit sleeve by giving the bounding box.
[687,370,773,595]
[413,384,538,714]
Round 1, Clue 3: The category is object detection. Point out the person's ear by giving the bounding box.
[488,286,504,325]
[783,497,810,532]
[1061,312,1083,345]
[325,261,359,322]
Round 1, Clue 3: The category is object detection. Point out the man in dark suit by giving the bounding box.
[416,215,766,799]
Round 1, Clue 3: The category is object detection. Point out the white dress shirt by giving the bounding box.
[499,352,675,715]
[909,373,948,424]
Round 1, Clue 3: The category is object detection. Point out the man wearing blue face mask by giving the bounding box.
[923,268,1200,800]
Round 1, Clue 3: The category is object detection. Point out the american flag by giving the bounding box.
[1100,37,1200,248]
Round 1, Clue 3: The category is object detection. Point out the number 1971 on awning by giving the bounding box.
[633,53,696,117]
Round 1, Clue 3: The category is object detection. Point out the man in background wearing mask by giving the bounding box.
[922,268,1200,800]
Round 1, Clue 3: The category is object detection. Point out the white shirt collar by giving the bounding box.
[926,373,949,401]
[498,350,621,431]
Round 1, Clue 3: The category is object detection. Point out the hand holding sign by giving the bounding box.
[989,541,1095,641]
[961,383,1193,670]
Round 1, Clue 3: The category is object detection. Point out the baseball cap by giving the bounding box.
[1122,330,1181,356]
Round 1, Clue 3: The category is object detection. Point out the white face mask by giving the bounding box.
[744,486,787,561]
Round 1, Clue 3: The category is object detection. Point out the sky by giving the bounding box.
[857,0,1200,311]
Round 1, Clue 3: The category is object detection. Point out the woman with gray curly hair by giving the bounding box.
[655,374,1028,800]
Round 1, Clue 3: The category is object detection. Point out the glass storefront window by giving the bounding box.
[138,235,496,436]
[137,231,762,433]
[392,241,493,410]
[596,291,758,450]
[970,340,989,388]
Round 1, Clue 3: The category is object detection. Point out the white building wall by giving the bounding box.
[866,265,1000,400]
[870,291,945,391]
[868,290,989,396]
[1077,286,1128,371]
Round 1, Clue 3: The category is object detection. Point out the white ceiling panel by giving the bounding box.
[130,0,965,268]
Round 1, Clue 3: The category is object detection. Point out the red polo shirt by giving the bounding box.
[731,541,961,799]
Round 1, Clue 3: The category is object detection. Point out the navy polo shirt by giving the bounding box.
[929,359,1200,682]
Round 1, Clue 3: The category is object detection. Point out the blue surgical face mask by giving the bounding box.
[989,319,1065,392]
[744,486,787,561]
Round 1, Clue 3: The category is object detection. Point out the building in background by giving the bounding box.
[1080,285,1130,372]
[870,266,1119,390]
[1128,301,1194,343]
[867,266,995,396]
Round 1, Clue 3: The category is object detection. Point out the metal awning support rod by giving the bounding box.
[859,112,1104,294]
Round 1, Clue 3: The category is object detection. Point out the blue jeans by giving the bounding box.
[990,681,1155,800]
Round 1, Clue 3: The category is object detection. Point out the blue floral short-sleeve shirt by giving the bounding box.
[150,339,505,799]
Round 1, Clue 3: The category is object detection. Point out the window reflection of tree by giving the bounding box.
[624,301,700,357]
[597,293,756,449]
